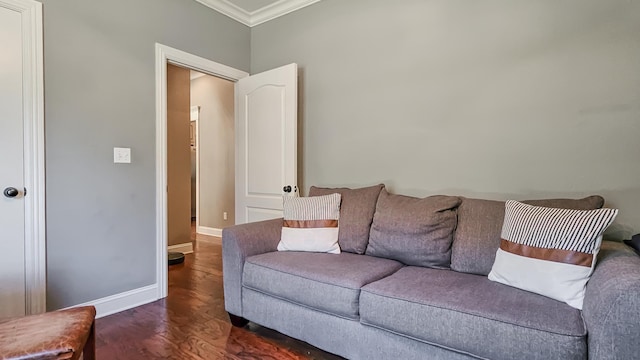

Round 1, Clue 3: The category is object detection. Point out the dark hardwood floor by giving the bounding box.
[95,229,343,359]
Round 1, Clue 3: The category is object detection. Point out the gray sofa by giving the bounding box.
[222,185,640,360]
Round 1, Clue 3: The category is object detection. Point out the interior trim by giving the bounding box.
[198,226,223,237]
[67,284,158,319]
[168,242,194,255]
[194,0,322,27]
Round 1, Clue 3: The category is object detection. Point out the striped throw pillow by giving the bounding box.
[488,200,618,309]
[277,193,342,254]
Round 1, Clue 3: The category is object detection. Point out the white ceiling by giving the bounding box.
[194,0,321,27]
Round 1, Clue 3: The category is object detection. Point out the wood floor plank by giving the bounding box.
[95,232,343,360]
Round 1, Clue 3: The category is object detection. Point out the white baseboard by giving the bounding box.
[168,241,194,254]
[198,226,222,237]
[68,284,158,319]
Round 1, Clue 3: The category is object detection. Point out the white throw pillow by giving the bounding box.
[488,200,618,309]
[278,193,342,254]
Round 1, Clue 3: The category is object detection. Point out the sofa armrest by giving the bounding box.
[583,241,640,360]
[222,218,282,316]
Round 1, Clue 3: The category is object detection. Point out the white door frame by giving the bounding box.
[155,44,248,299]
[1,0,46,314]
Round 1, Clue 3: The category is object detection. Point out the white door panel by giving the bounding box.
[0,4,26,318]
[236,63,297,224]
[246,85,284,195]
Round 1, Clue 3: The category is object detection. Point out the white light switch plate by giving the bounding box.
[114,147,131,163]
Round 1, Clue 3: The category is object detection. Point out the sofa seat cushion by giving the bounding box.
[360,267,587,360]
[243,251,403,319]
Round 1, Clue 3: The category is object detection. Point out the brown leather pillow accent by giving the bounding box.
[308,184,384,254]
[366,189,462,268]
[451,195,605,275]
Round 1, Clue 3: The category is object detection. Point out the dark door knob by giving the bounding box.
[283,185,292,193]
[4,187,19,198]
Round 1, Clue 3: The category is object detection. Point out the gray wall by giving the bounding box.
[191,74,236,229]
[251,0,640,239]
[40,0,250,310]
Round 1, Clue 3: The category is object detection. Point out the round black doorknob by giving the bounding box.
[283,185,292,193]
[4,187,19,198]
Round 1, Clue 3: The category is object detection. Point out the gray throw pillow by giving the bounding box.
[366,190,462,268]
[309,184,385,254]
[450,195,605,275]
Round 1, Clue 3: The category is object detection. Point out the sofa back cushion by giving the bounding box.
[308,184,384,254]
[451,195,605,275]
[366,189,462,268]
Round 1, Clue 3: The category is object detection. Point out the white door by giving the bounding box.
[0,3,27,318]
[235,63,298,224]
[0,0,45,317]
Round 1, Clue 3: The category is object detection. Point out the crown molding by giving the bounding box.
[251,0,321,26]
[194,0,321,27]
[195,0,248,25]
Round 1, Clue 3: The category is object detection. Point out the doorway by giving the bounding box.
[190,71,236,238]
[155,44,249,299]
[165,65,236,254]
[156,45,299,301]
